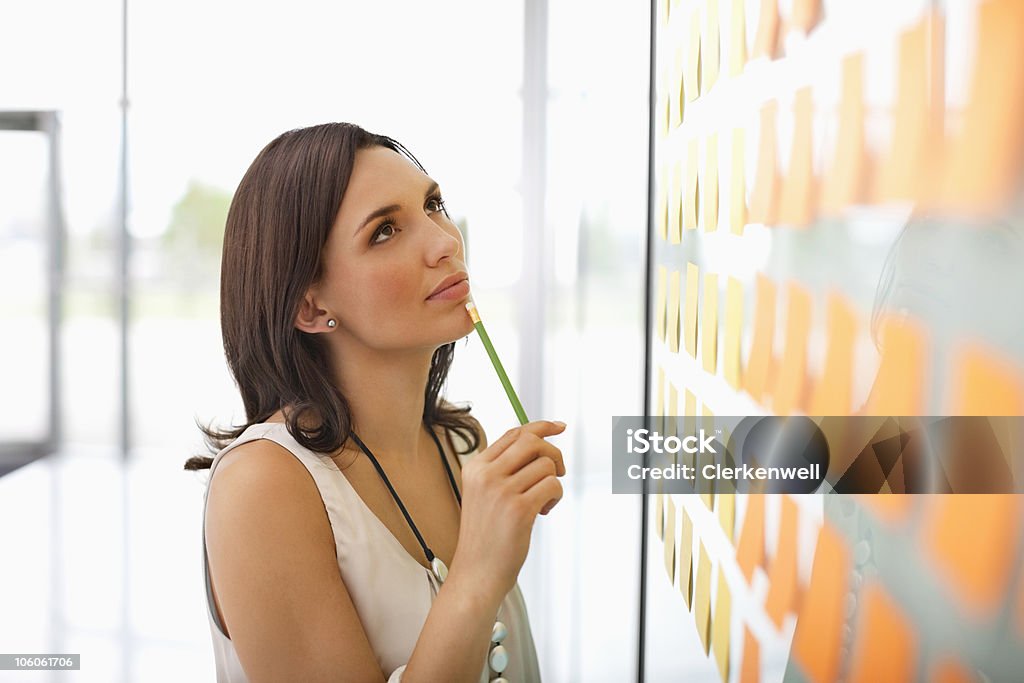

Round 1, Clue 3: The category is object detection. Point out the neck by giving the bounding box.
[329,341,436,467]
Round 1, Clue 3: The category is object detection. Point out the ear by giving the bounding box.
[294,288,332,333]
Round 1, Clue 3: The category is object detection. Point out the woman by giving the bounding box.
[184,123,566,682]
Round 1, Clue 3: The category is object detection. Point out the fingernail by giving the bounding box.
[553,420,567,427]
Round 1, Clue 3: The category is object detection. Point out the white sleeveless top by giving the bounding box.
[201,421,542,682]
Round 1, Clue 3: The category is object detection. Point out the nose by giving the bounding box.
[423,217,462,267]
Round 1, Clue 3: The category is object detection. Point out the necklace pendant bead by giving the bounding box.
[431,557,448,584]
[491,620,507,643]
[488,644,509,673]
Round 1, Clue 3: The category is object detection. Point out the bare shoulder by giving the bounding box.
[205,438,385,682]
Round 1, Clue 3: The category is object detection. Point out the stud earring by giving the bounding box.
[327,319,337,328]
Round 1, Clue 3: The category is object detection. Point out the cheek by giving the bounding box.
[345,263,421,331]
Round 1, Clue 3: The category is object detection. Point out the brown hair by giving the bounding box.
[183,122,481,470]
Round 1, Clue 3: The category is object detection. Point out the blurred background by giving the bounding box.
[0,1,647,681]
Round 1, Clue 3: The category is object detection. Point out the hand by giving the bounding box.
[447,420,567,603]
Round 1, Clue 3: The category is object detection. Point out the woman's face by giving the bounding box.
[310,145,474,352]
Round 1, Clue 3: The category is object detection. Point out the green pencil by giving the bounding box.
[465,300,530,425]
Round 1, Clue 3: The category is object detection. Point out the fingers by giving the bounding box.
[524,474,563,518]
[494,434,565,478]
[507,454,557,493]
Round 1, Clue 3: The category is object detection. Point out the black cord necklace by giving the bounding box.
[348,426,461,583]
[349,425,512,680]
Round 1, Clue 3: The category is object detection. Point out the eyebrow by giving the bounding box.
[354,181,440,237]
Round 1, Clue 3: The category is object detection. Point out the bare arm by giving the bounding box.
[205,429,534,683]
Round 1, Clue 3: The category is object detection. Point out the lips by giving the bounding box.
[427,272,469,300]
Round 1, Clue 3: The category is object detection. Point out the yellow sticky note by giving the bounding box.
[749,101,779,225]
[702,273,719,374]
[718,492,736,541]
[704,134,720,232]
[664,495,677,584]
[656,174,668,242]
[724,277,743,389]
[772,282,812,416]
[730,127,746,234]
[685,8,702,102]
[823,52,867,213]
[667,382,679,430]
[655,491,665,540]
[666,270,681,353]
[695,542,713,654]
[777,87,816,227]
[670,160,683,243]
[684,263,700,357]
[655,266,667,342]
[702,0,720,94]
[684,389,698,471]
[680,508,695,607]
[713,567,733,682]
[743,274,776,405]
[656,366,665,417]
[728,0,746,77]
[671,45,686,129]
[684,138,700,229]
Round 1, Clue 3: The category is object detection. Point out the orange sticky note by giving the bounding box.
[792,523,850,683]
[670,160,684,243]
[772,282,812,416]
[666,269,681,353]
[823,52,868,213]
[939,0,1024,210]
[789,0,821,34]
[685,138,700,229]
[947,342,1024,416]
[740,625,760,683]
[752,0,779,60]
[736,494,766,583]
[862,315,928,416]
[743,274,776,404]
[749,101,779,225]
[778,87,816,227]
[664,494,677,584]
[680,508,695,607]
[702,273,720,373]
[712,567,732,681]
[685,8,702,102]
[765,495,800,628]
[848,583,917,683]
[728,0,747,77]
[854,494,914,525]
[723,277,744,389]
[702,0,721,94]
[923,495,1020,617]
[809,292,858,416]
[930,658,978,683]
[704,134,720,232]
[875,13,943,202]
[684,263,700,357]
[730,127,747,234]
[718,492,736,541]
[694,542,713,653]
[654,266,668,342]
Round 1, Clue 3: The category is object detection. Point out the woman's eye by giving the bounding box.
[426,196,446,213]
[370,223,398,245]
